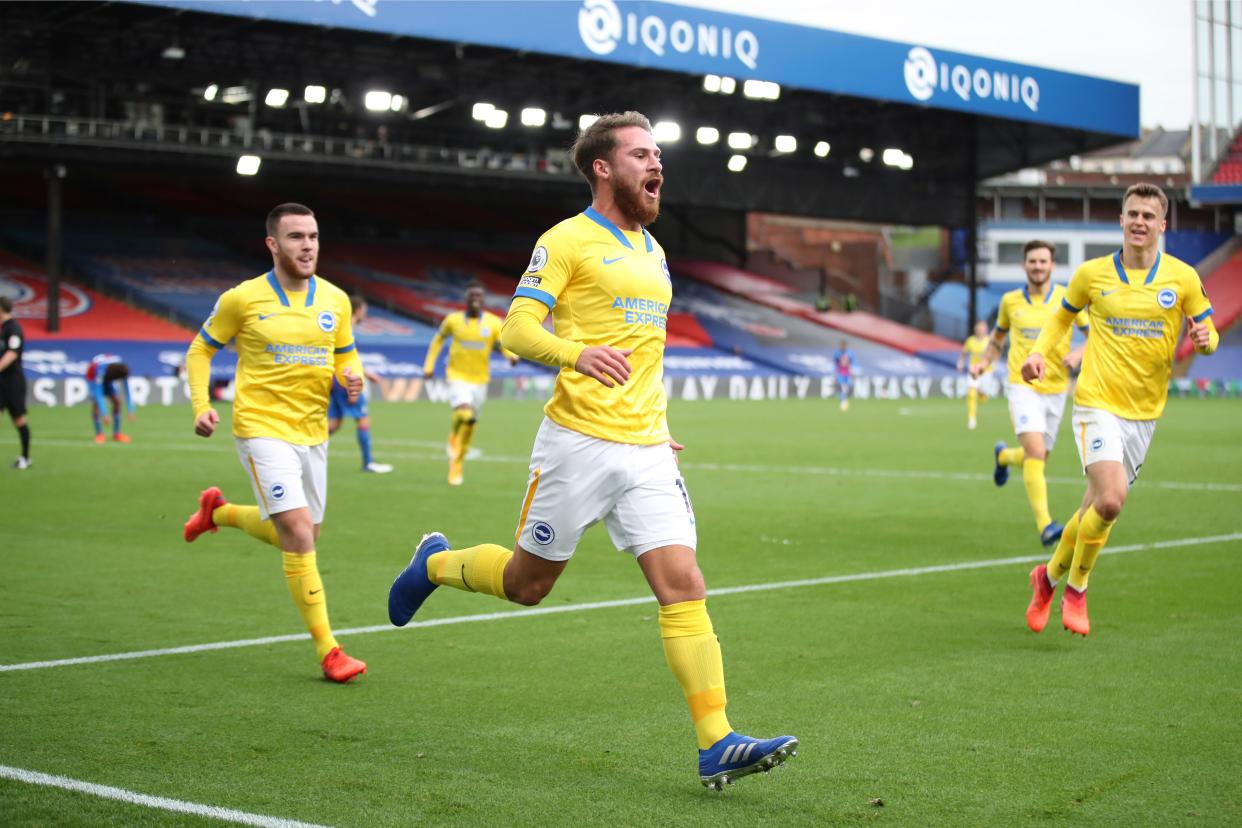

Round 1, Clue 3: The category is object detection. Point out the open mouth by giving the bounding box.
[643,177,662,198]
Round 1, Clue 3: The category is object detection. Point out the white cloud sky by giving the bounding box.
[674,0,1196,129]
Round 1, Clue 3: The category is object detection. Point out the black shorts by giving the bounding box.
[0,372,27,419]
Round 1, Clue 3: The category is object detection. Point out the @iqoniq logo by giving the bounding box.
[579,0,622,55]
[904,47,937,102]
[577,0,759,69]
[903,46,1041,112]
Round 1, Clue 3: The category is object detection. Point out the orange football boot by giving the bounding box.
[1026,564,1055,633]
[1062,586,1090,636]
[113,433,132,443]
[184,486,226,542]
[322,647,367,683]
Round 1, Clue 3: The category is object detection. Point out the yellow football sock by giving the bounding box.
[998,447,1024,466]
[1046,509,1080,582]
[457,421,476,461]
[967,389,978,421]
[1022,458,1053,530]
[659,600,732,750]
[450,409,469,438]
[213,504,280,547]
[1068,506,1115,591]
[282,551,339,660]
[427,544,511,599]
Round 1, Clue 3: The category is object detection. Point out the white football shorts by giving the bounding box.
[448,380,487,412]
[515,417,697,562]
[235,437,328,522]
[1070,405,1157,488]
[1007,383,1068,451]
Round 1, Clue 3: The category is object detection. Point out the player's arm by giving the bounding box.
[1063,310,1090,370]
[0,351,15,373]
[187,290,241,437]
[123,374,136,418]
[495,337,520,366]
[501,297,587,370]
[501,299,631,387]
[422,321,448,379]
[333,296,364,402]
[1024,273,1087,382]
[1183,272,1218,355]
[972,333,1005,378]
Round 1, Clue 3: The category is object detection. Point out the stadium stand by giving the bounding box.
[1176,237,1242,375]
[673,259,962,366]
[1210,129,1242,184]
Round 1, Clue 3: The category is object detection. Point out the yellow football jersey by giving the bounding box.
[996,284,1089,393]
[961,334,990,368]
[1063,251,1213,420]
[513,207,671,445]
[422,310,510,385]
[192,271,361,444]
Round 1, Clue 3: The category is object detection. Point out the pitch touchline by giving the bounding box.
[0,765,329,828]
[29,437,1242,493]
[3,532,1239,674]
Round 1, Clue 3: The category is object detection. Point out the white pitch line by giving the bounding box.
[0,765,330,828]
[28,438,1242,492]
[3,532,1239,674]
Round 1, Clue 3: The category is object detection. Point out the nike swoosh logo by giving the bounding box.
[309,589,321,595]
[258,312,279,320]
[602,256,625,265]
[1100,289,1118,296]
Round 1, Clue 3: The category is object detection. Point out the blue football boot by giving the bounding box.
[698,732,799,790]
[387,532,449,626]
[1040,520,1065,549]
[993,441,1010,487]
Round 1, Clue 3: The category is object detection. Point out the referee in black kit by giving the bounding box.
[0,296,32,469]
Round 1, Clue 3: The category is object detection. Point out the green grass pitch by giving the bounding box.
[2,395,1240,826]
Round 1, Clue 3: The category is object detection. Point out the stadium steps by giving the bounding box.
[1176,236,1242,378]
[0,247,192,341]
[672,258,961,367]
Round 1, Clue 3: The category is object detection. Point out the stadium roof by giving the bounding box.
[0,0,1141,227]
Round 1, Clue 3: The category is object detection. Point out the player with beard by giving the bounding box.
[181,202,368,682]
[387,111,798,789]
[973,240,1088,548]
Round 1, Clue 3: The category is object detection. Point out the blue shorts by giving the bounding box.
[328,387,368,421]
[836,374,853,388]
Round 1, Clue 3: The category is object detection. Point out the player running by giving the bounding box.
[181,202,367,682]
[421,282,517,486]
[973,240,1088,548]
[957,321,990,429]
[1021,183,1217,636]
[388,112,797,789]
